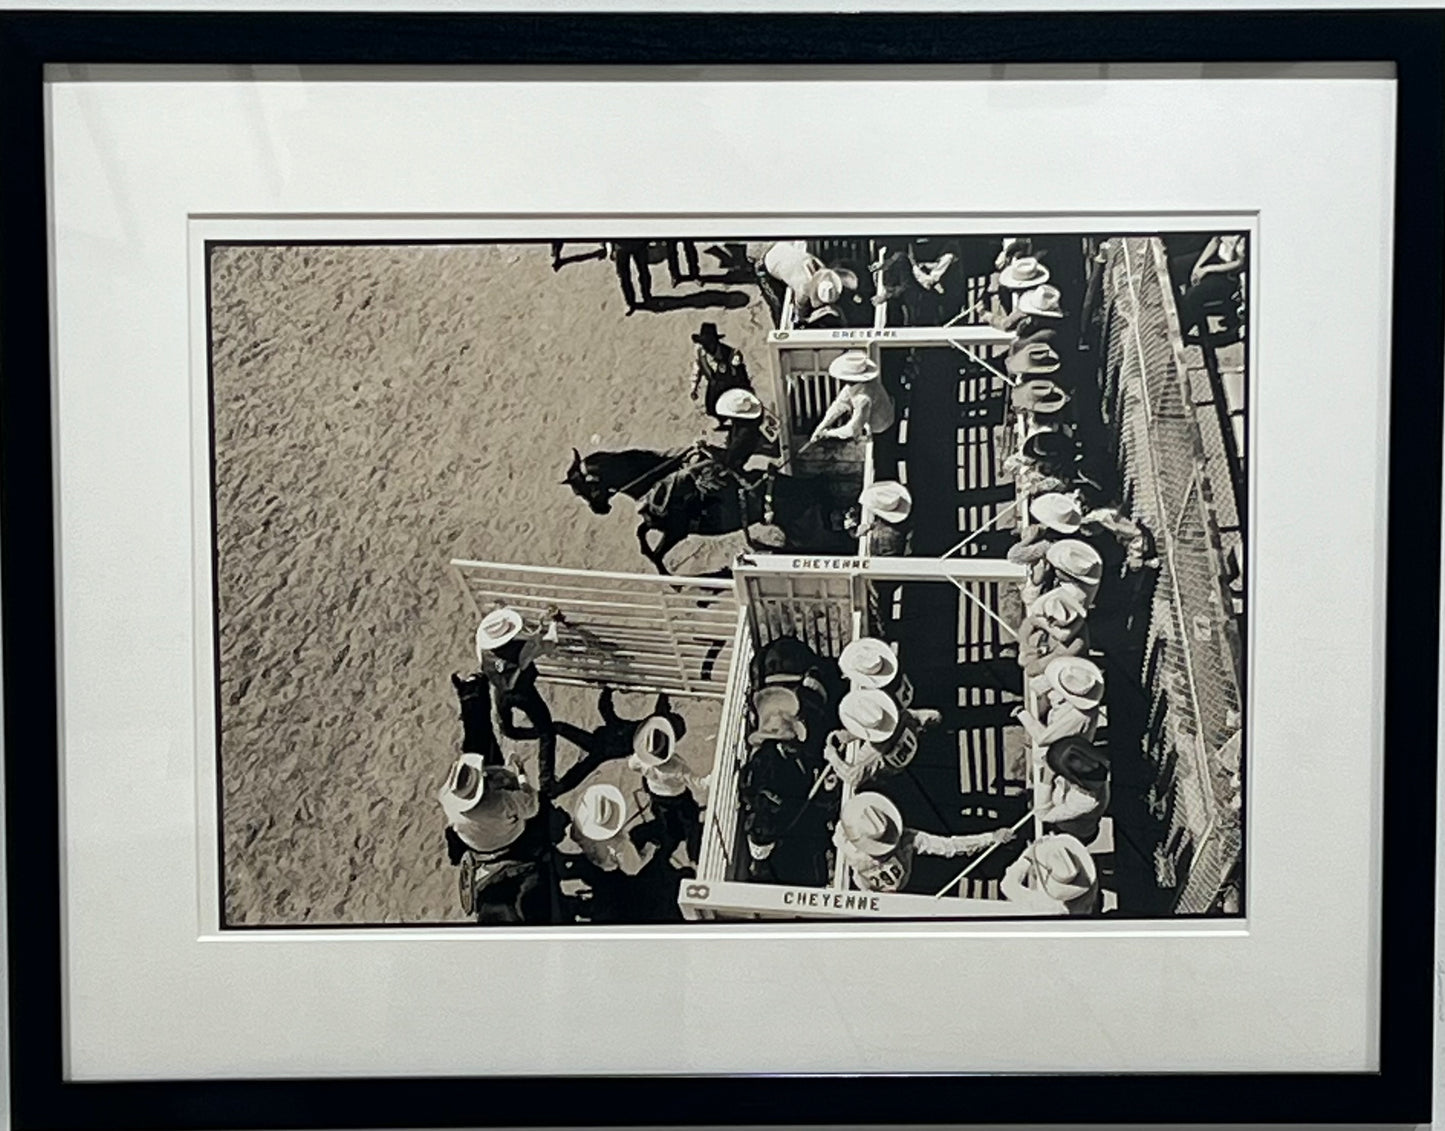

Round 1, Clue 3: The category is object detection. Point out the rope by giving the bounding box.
[932,807,1036,898]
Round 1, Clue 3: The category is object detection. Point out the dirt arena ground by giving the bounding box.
[210,241,769,925]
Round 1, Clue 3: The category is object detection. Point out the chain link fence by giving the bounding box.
[1099,237,1245,915]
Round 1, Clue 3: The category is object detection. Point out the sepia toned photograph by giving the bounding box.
[207,230,1247,926]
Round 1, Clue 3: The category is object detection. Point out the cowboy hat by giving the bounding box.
[1006,342,1062,377]
[1045,538,1104,585]
[438,752,488,821]
[1010,379,1071,416]
[1029,492,1084,534]
[715,388,764,420]
[632,715,678,768]
[806,267,859,306]
[1021,425,1079,463]
[998,256,1051,290]
[859,481,912,523]
[1033,586,1089,631]
[839,687,902,745]
[828,350,881,383]
[1029,833,1097,902]
[1044,655,1106,710]
[747,685,808,746]
[995,236,1031,270]
[1018,284,1064,319]
[574,782,628,842]
[1008,327,1059,355]
[1045,736,1111,784]
[474,607,524,657]
[838,637,900,689]
[840,791,905,856]
[690,321,725,346]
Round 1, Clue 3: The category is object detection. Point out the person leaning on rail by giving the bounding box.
[1016,586,1092,692]
[848,480,913,556]
[1001,832,1100,915]
[1012,655,1105,748]
[834,792,1015,895]
[1032,736,1111,845]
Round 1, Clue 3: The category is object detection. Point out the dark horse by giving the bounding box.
[563,446,842,574]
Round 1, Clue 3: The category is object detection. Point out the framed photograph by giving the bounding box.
[5,8,1440,1127]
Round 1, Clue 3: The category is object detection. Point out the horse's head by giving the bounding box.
[561,446,614,515]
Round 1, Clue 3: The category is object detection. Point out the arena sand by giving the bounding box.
[210,242,771,924]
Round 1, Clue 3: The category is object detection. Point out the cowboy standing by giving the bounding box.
[610,240,654,314]
[627,715,709,864]
[438,751,546,863]
[474,604,565,744]
[1032,737,1111,844]
[689,322,753,419]
[550,688,688,796]
[1001,832,1100,915]
[809,351,897,446]
[834,792,1014,894]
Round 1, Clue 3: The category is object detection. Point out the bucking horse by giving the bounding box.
[562,446,844,574]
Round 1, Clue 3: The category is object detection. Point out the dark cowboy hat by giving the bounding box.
[1011,379,1071,416]
[1045,737,1111,785]
[1008,327,1059,355]
[691,322,725,346]
[1022,424,1080,463]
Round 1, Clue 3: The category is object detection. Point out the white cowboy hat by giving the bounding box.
[840,791,905,857]
[838,637,900,689]
[715,388,763,420]
[1044,655,1106,710]
[828,350,881,383]
[1029,492,1083,534]
[1045,538,1104,586]
[437,752,488,822]
[632,715,678,768]
[999,255,1051,290]
[1030,833,1097,902]
[859,481,912,523]
[1018,284,1064,319]
[475,607,524,657]
[839,687,902,745]
[807,267,859,306]
[1033,586,1088,630]
[574,782,628,842]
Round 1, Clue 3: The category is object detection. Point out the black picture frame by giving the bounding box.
[2,9,1439,1128]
